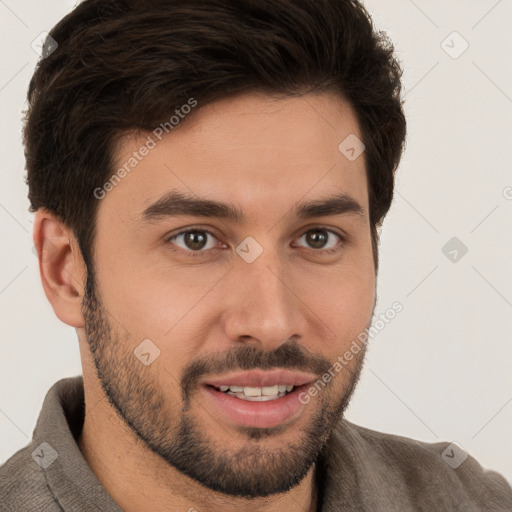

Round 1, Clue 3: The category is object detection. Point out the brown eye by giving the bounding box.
[305,229,329,249]
[168,229,218,253]
[183,231,208,250]
[295,228,342,252]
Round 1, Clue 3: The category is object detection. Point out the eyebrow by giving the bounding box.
[139,190,366,224]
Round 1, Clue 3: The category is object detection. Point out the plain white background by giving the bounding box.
[1,0,511,484]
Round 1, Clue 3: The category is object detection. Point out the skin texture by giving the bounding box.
[34,92,377,512]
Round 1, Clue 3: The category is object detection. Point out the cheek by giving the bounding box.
[94,251,229,351]
[293,259,375,346]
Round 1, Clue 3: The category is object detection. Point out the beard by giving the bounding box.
[81,268,371,499]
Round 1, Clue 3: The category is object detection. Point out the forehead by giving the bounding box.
[102,92,368,224]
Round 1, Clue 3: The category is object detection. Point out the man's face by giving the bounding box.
[81,92,376,497]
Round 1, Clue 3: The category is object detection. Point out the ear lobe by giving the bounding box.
[33,209,87,328]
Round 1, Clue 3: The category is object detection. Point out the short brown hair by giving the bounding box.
[24,0,406,273]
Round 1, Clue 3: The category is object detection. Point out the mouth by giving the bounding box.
[209,383,297,400]
[201,383,311,428]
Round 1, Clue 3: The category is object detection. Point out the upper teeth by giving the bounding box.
[219,385,294,395]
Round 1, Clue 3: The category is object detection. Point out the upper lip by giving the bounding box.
[202,369,317,388]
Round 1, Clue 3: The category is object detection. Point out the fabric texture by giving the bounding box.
[1,376,511,511]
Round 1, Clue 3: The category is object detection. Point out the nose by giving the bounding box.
[222,248,307,351]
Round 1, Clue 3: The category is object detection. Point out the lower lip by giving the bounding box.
[201,384,309,429]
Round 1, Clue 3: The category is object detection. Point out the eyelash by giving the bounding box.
[165,226,346,258]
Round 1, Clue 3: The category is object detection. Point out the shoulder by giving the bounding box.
[0,443,62,512]
[326,419,512,511]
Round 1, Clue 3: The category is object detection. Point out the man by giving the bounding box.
[1,0,511,510]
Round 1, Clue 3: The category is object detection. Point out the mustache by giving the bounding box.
[181,340,332,398]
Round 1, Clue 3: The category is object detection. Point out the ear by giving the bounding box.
[33,209,87,328]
